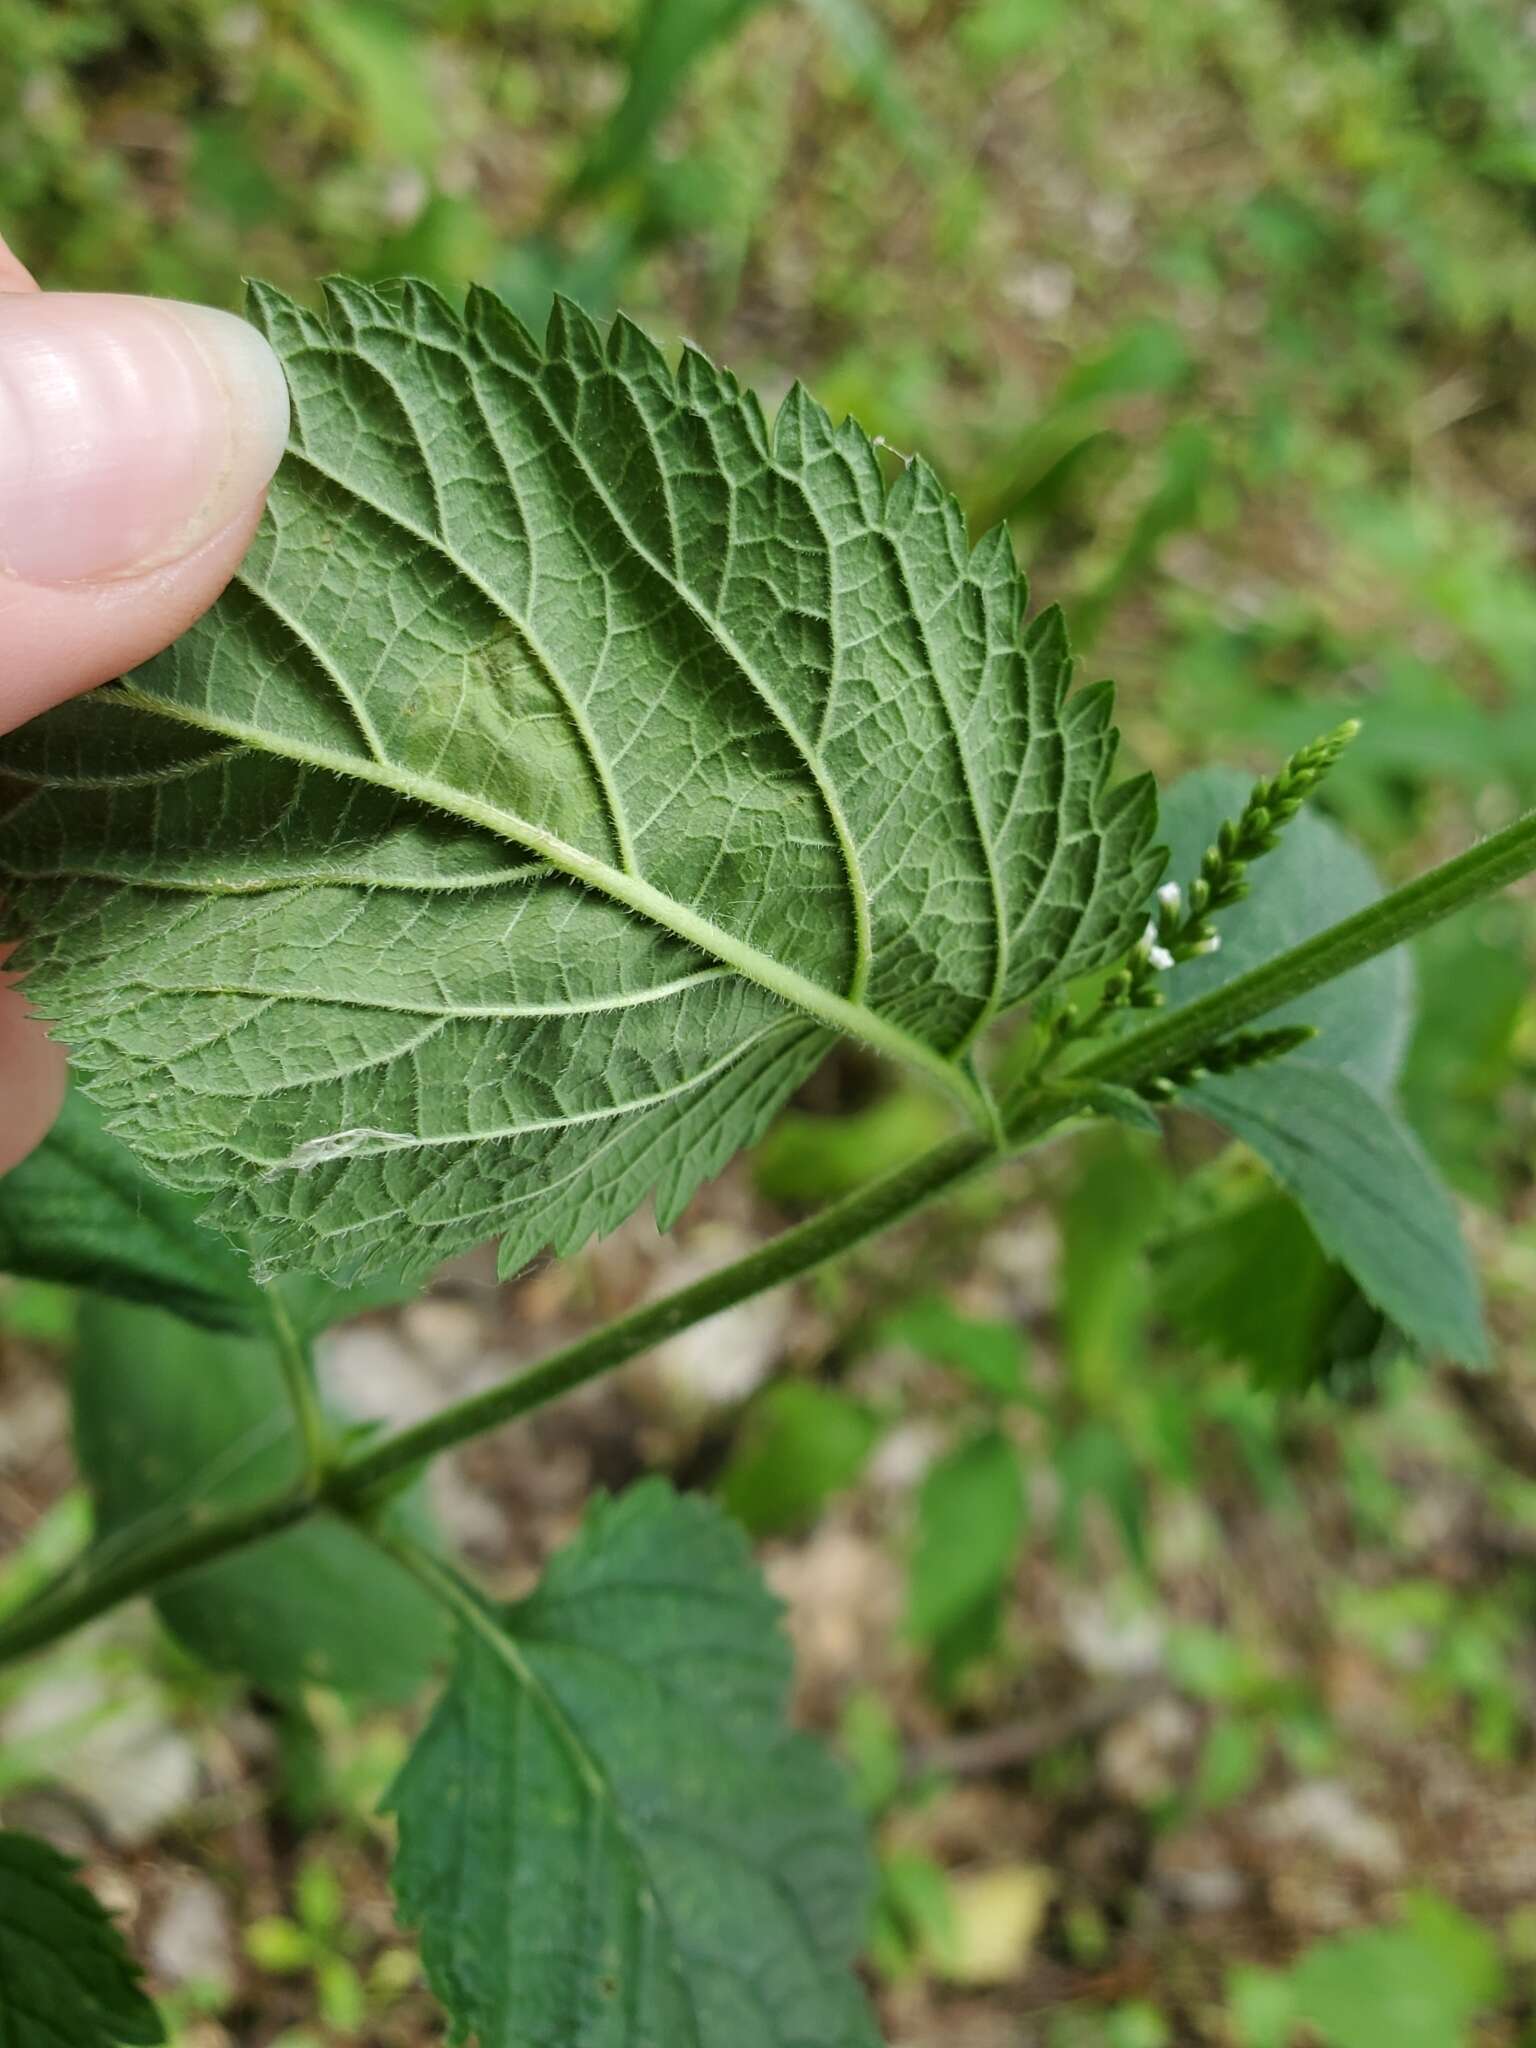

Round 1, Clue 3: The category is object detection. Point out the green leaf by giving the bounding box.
[1191,1066,1488,1368]
[1190,1716,1265,1813]
[1286,1891,1503,2048]
[573,0,771,197]
[883,1296,1027,1401]
[0,281,1159,1283]
[1400,902,1533,1199]
[1059,1131,1169,1401]
[304,0,439,167]
[0,1088,258,1331]
[1154,1190,1362,1388]
[874,1850,961,1980]
[0,1088,412,1341]
[1226,1962,1299,2048]
[386,1481,877,2048]
[1157,765,1414,1096]
[907,1427,1024,1680]
[720,1382,882,1534]
[799,0,935,159]
[0,1829,163,2047]
[72,1297,451,1700]
[1156,768,1485,1369]
[752,1088,951,1205]
[1054,1419,1147,1572]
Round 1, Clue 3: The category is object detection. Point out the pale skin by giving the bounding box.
[0,231,289,1171]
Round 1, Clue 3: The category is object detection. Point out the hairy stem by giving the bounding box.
[327,1130,995,1506]
[0,1132,994,1667]
[0,805,1531,1670]
[0,1492,312,1665]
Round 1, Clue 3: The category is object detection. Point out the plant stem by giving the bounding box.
[0,804,1530,1671]
[0,1131,995,1668]
[265,1285,329,1494]
[1064,805,1536,1101]
[0,1491,312,1665]
[326,1129,997,1506]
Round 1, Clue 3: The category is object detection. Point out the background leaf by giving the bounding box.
[1190,1066,1488,1369]
[388,1480,877,2048]
[1155,768,1486,1366]
[720,1381,883,1534]
[0,1088,413,1341]
[907,1427,1025,1690]
[72,1298,451,1701]
[0,1088,258,1332]
[572,0,771,198]
[0,1829,163,2047]
[1285,1891,1503,2048]
[1154,1188,1376,1389]
[883,1297,1027,1401]
[0,281,1159,1283]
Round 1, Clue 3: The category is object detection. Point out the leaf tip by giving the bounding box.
[545,291,605,366]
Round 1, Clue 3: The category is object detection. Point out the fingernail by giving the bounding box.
[0,293,288,585]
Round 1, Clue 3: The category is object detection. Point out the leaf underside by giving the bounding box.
[0,279,1158,1281]
[0,1830,163,2048]
[387,1482,877,2048]
[0,1088,257,1331]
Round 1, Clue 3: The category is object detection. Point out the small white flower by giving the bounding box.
[1148,944,1175,972]
[1156,881,1182,911]
[1192,934,1222,956]
[1141,918,1159,949]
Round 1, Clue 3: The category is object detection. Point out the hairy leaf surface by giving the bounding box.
[0,280,1158,1281]
[0,1088,416,1339]
[0,1830,162,2047]
[0,1089,257,1331]
[388,1481,877,2047]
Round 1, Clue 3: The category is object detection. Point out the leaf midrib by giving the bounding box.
[417,1554,853,2048]
[463,333,878,1005]
[108,684,986,1117]
[405,1553,709,2048]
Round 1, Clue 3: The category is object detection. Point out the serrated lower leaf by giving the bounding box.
[387,1480,878,2047]
[0,1830,163,2047]
[0,280,1159,1282]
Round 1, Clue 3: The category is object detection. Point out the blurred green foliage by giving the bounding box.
[1230,1892,1505,2048]
[4,0,1536,2039]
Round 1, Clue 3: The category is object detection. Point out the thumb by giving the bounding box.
[0,247,289,1175]
[0,277,289,731]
